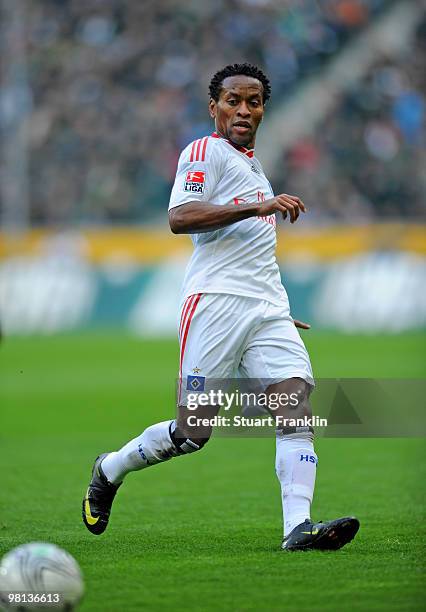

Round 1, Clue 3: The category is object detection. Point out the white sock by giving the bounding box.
[101,420,183,485]
[275,431,318,537]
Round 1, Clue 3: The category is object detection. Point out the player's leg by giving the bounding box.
[82,412,219,535]
[266,377,358,550]
[99,400,221,485]
[82,294,209,534]
[82,294,248,534]
[252,370,321,546]
[240,304,359,550]
[266,377,317,537]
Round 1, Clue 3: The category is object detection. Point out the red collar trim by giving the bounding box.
[212,132,254,158]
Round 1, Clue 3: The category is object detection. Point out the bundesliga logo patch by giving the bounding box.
[184,171,205,194]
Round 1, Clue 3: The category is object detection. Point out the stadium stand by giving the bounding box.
[0,0,422,225]
[276,16,425,221]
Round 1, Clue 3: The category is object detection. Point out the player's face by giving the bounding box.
[209,75,264,149]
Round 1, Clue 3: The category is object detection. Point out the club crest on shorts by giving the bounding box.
[186,375,205,391]
[184,171,205,193]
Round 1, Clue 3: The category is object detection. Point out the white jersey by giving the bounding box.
[168,132,288,308]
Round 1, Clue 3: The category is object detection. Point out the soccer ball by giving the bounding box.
[0,542,84,610]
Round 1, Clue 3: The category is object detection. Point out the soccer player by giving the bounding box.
[82,63,359,551]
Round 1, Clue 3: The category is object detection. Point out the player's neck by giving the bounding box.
[212,130,255,154]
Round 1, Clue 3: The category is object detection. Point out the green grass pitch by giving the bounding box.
[1,331,425,611]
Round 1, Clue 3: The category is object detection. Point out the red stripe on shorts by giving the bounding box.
[178,293,202,404]
[179,295,195,340]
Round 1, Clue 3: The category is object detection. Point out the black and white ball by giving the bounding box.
[0,542,84,610]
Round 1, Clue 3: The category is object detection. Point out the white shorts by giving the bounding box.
[177,293,314,406]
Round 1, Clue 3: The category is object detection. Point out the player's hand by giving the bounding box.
[262,193,306,223]
[293,319,311,330]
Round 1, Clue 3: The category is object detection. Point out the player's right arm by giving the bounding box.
[168,138,305,234]
[169,195,306,234]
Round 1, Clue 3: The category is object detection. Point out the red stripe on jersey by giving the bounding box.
[201,137,208,161]
[190,141,197,162]
[195,138,202,161]
[178,293,202,404]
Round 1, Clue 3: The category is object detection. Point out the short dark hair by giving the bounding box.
[209,63,271,103]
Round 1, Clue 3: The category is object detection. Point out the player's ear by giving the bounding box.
[208,98,216,119]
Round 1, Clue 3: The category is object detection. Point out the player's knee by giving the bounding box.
[285,378,312,418]
[290,378,310,404]
[269,379,313,422]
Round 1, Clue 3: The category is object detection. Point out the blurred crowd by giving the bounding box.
[1,0,421,226]
[278,14,425,222]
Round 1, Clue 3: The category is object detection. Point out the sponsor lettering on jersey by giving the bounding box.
[233,191,276,227]
[184,171,205,194]
[257,190,276,226]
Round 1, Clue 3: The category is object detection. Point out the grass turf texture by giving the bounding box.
[1,331,425,611]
